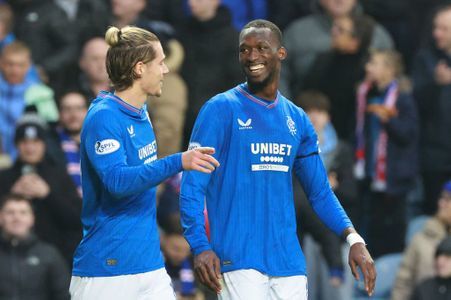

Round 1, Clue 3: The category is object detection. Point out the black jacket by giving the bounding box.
[412,47,451,172]
[178,6,243,142]
[0,159,82,265]
[0,234,70,300]
[411,277,451,300]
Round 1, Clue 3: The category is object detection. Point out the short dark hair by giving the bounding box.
[240,19,283,46]
[296,90,331,113]
[57,90,89,110]
[0,194,32,211]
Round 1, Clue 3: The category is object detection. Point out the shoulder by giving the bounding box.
[85,100,121,127]
[204,87,242,110]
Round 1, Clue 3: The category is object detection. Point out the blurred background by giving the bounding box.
[1,0,451,299]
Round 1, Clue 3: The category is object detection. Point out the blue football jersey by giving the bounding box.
[72,91,182,276]
[180,84,352,276]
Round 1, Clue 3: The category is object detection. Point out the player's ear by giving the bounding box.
[134,61,145,76]
[278,47,287,61]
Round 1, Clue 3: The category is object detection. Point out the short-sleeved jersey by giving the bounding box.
[180,84,352,276]
[73,91,182,277]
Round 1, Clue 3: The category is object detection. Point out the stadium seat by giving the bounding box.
[405,215,429,245]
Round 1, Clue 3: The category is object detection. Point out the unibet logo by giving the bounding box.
[95,139,120,155]
[251,143,292,156]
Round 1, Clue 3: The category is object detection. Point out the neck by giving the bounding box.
[247,74,279,101]
[114,85,146,109]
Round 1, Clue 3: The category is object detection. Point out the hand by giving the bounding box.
[328,171,339,190]
[349,243,376,297]
[182,147,220,173]
[194,250,222,293]
[366,104,398,123]
[435,60,451,85]
[11,174,50,199]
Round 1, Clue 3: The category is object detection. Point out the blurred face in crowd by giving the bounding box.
[320,0,356,19]
[79,37,109,84]
[331,16,359,53]
[437,191,451,225]
[111,0,145,21]
[307,109,330,134]
[239,27,286,88]
[59,93,88,135]
[0,199,34,239]
[436,254,451,278]
[138,41,169,97]
[163,234,191,266]
[17,139,45,165]
[189,0,219,21]
[365,53,394,87]
[433,9,451,53]
[0,50,31,84]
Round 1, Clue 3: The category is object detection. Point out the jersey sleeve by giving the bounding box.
[294,111,353,236]
[84,110,183,199]
[180,99,226,255]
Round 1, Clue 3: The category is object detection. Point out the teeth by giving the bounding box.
[249,64,264,72]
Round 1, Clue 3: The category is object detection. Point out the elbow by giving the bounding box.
[102,173,131,199]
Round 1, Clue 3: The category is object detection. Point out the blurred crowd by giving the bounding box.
[1,0,451,299]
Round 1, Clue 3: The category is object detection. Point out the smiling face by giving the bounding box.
[239,27,286,89]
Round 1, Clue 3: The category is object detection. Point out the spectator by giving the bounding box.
[74,37,110,101]
[217,0,267,30]
[280,0,393,99]
[179,0,242,146]
[0,2,14,51]
[54,0,110,44]
[355,49,418,257]
[412,4,451,215]
[158,175,198,299]
[0,194,71,300]
[0,3,46,83]
[12,0,78,90]
[143,0,186,28]
[360,0,415,70]
[0,119,82,264]
[410,235,451,300]
[303,14,375,139]
[0,41,40,159]
[111,0,147,29]
[392,181,451,300]
[296,90,358,300]
[49,92,88,196]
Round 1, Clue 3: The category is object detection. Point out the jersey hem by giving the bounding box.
[72,263,165,277]
[221,265,306,277]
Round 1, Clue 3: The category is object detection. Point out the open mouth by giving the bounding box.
[248,63,265,74]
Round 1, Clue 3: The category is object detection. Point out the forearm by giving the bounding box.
[101,153,183,198]
[295,155,353,236]
[180,172,212,255]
